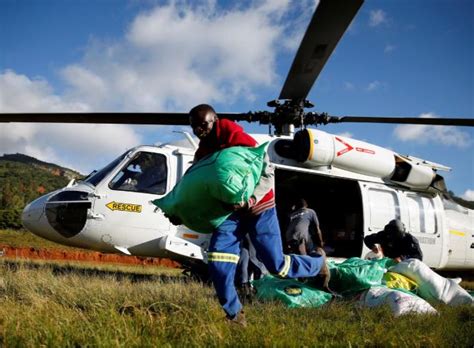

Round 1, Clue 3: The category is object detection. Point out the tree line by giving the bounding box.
[0,160,73,229]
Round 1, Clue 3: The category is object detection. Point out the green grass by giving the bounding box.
[0,229,84,251]
[1,229,473,346]
[0,259,473,347]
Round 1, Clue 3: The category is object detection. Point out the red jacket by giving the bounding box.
[194,119,256,161]
[194,118,274,209]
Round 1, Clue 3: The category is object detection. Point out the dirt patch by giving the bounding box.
[0,244,180,268]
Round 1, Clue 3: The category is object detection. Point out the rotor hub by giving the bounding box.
[266,99,314,135]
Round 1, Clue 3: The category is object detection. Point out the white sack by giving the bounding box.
[360,287,437,317]
[389,259,473,306]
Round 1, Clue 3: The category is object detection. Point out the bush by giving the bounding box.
[0,209,23,229]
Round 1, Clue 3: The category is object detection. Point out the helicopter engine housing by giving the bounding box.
[292,129,436,189]
[294,129,395,177]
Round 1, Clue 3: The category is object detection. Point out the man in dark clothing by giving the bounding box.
[285,198,333,293]
[183,104,326,325]
[235,234,267,302]
[285,198,323,255]
[364,219,423,261]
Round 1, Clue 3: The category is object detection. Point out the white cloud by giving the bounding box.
[279,0,319,50]
[384,44,396,53]
[366,80,381,91]
[0,1,299,172]
[393,113,472,148]
[337,132,353,138]
[2,1,294,113]
[0,70,89,112]
[0,122,141,174]
[0,70,142,173]
[369,9,387,27]
[61,0,291,111]
[343,81,355,90]
[461,189,474,201]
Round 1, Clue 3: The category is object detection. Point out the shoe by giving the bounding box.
[225,311,247,327]
[237,283,255,304]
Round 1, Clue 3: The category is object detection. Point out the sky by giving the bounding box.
[0,0,473,199]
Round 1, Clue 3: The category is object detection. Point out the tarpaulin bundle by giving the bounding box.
[383,271,418,293]
[152,143,268,233]
[328,257,397,295]
[252,274,333,308]
[389,258,473,306]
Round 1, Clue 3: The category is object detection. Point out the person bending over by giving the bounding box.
[364,219,423,262]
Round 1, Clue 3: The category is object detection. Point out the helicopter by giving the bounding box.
[1,0,473,272]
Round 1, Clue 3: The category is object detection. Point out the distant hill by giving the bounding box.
[0,153,82,180]
[0,153,84,229]
[447,191,474,210]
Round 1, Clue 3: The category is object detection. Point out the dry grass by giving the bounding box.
[0,259,473,347]
[0,229,82,251]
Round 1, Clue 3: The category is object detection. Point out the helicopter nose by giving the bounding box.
[22,194,52,234]
[22,190,92,243]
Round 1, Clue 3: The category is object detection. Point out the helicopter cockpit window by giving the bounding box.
[84,151,129,187]
[109,152,168,195]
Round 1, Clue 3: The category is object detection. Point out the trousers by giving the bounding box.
[207,207,324,317]
[236,234,267,285]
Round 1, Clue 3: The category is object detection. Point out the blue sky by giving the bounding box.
[0,0,472,198]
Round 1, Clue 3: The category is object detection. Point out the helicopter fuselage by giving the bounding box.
[22,130,474,270]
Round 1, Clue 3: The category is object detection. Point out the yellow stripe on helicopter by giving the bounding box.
[449,230,466,237]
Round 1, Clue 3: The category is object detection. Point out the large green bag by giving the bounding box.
[152,143,268,233]
[328,257,395,296]
[252,275,333,308]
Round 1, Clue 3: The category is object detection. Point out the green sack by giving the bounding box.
[252,275,333,308]
[328,257,392,295]
[152,143,268,233]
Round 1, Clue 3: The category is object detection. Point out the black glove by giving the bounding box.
[165,213,182,226]
[221,196,257,212]
[221,201,247,212]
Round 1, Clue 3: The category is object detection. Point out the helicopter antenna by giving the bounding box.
[173,131,198,149]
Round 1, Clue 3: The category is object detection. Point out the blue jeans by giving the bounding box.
[207,207,324,317]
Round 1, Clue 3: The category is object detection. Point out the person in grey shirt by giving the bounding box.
[285,198,324,255]
[285,198,333,293]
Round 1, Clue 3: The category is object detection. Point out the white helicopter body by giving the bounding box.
[22,129,474,270]
[6,0,473,272]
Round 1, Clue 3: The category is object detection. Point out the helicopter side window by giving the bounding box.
[109,152,168,195]
[406,195,437,234]
[368,188,401,230]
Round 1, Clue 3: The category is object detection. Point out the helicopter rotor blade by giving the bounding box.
[279,0,364,100]
[308,114,474,127]
[0,112,191,125]
[0,112,256,125]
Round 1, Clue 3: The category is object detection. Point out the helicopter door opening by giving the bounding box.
[275,169,364,258]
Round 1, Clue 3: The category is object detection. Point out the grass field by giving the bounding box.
[0,259,473,347]
[0,229,84,250]
[1,229,473,347]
